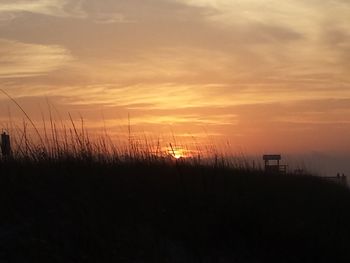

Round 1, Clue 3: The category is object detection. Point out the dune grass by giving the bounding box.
[1,94,350,262]
[1,139,350,263]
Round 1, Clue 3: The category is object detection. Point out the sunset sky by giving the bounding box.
[0,0,349,169]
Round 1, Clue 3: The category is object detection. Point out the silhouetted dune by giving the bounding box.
[1,160,350,263]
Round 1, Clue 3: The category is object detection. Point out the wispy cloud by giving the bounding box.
[93,13,133,24]
[0,39,72,78]
[0,0,85,18]
[0,0,132,24]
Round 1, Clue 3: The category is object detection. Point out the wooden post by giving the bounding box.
[1,132,11,157]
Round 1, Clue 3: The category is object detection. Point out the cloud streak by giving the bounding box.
[0,0,85,18]
[0,0,133,24]
[0,39,72,78]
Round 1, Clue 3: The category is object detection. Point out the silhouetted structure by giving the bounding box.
[263,154,287,175]
[1,132,11,157]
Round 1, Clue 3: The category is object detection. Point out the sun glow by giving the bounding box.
[167,145,187,159]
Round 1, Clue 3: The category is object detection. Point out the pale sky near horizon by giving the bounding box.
[0,0,350,159]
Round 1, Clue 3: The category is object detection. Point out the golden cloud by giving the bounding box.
[0,39,73,78]
[0,0,85,18]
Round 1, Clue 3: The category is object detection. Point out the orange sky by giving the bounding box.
[0,0,350,164]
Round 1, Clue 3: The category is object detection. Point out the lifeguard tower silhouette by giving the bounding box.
[263,154,287,175]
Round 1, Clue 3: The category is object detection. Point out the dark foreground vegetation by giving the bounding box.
[1,158,350,263]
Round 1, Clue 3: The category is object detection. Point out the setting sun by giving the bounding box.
[173,150,184,159]
[167,145,187,159]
